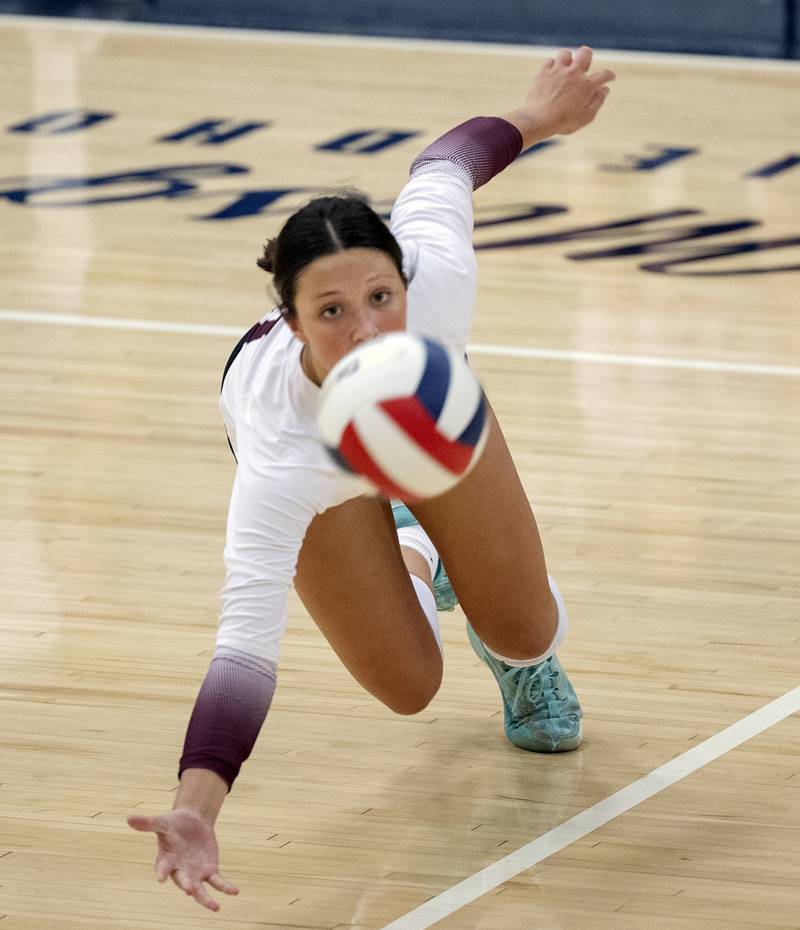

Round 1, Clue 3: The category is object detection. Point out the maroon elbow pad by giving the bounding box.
[179,650,277,790]
[409,116,523,190]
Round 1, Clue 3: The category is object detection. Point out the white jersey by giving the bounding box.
[217,164,477,663]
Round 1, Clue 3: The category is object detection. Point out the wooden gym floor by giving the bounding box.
[1,15,799,930]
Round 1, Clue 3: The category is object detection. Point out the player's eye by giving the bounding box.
[321,305,342,319]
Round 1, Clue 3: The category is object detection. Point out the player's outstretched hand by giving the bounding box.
[127,808,239,912]
[525,45,616,136]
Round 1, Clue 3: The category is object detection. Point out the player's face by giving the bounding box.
[289,247,407,384]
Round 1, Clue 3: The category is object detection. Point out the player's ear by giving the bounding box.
[286,314,308,344]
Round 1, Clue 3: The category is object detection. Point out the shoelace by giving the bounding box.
[499,658,564,716]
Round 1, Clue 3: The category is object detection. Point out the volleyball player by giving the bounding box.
[128,46,616,911]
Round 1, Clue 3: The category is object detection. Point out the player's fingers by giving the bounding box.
[208,872,240,896]
[155,858,173,883]
[587,86,611,116]
[127,814,169,834]
[554,48,573,67]
[589,68,617,86]
[573,45,593,71]
[171,869,196,896]
[191,883,221,912]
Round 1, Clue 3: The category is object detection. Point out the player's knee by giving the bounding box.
[381,664,442,715]
[499,626,556,662]
[480,599,560,662]
[388,688,437,716]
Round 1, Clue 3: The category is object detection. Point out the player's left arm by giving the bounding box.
[390,46,614,349]
[401,44,615,200]
[502,45,616,147]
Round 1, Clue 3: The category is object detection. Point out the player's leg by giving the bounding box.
[409,400,582,751]
[392,500,459,613]
[293,494,443,715]
[411,401,558,659]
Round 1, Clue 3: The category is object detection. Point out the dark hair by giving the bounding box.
[257,194,406,318]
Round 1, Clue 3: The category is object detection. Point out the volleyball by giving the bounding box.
[317,333,489,501]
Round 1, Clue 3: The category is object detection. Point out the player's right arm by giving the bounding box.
[128,456,317,911]
[127,771,236,912]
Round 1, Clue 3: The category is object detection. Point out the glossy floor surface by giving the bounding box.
[1,16,799,930]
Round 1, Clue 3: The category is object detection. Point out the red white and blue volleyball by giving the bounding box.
[317,333,489,501]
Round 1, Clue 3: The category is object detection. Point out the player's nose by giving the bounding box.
[351,307,381,344]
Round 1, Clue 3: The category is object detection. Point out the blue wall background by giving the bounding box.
[1,0,799,59]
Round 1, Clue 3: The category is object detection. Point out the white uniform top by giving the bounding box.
[217,164,477,663]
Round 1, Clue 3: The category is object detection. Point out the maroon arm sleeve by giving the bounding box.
[178,648,277,790]
[409,116,524,190]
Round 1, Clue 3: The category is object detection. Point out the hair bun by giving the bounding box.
[257,238,278,273]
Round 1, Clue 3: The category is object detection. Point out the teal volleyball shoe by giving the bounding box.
[391,500,458,612]
[466,622,582,752]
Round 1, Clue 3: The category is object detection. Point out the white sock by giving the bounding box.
[410,573,443,655]
[397,522,439,582]
[482,574,569,668]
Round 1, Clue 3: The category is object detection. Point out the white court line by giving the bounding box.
[2,309,800,379]
[383,686,800,929]
[0,309,241,339]
[2,14,800,71]
[467,342,800,378]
